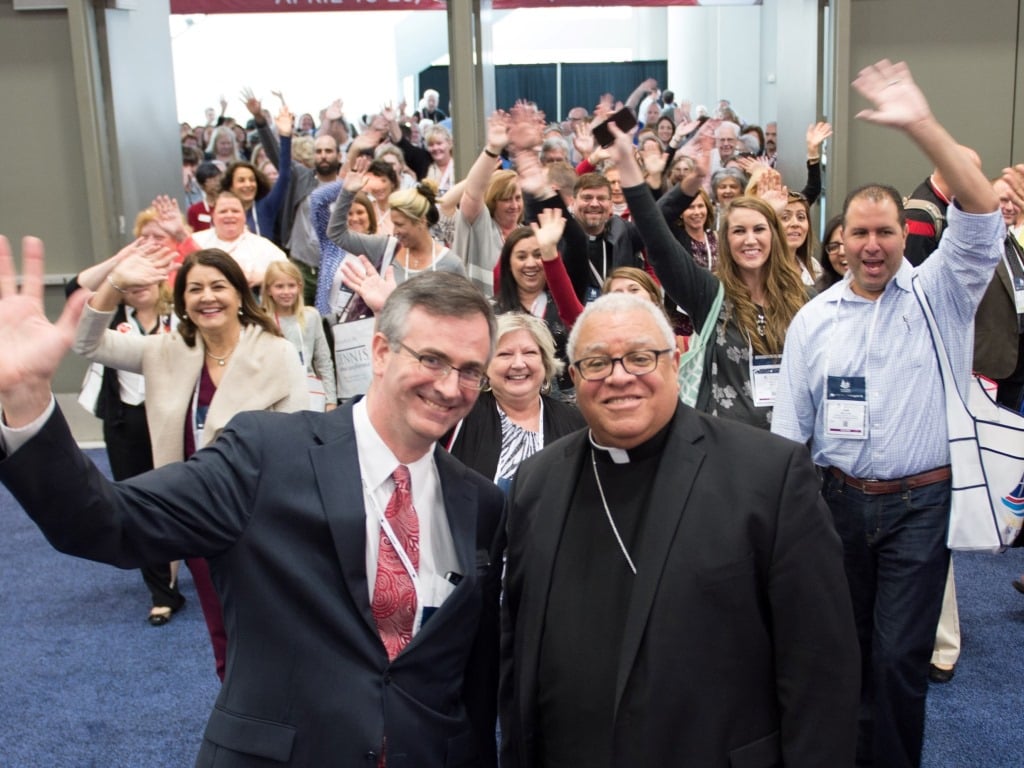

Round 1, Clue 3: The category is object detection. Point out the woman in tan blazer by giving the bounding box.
[74,246,307,680]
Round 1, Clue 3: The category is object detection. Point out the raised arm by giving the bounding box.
[533,208,583,329]
[0,237,89,428]
[243,87,281,169]
[625,78,658,114]
[853,60,996,213]
[254,106,294,226]
[71,238,142,295]
[73,243,172,372]
[326,159,391,264]
[460,111,511,226]
[604,121,720,326]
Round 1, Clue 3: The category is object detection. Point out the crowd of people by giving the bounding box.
[1,59,1023,768]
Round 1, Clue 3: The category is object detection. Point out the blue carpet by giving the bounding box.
[0,450,218,767]
[0,449,1022,766]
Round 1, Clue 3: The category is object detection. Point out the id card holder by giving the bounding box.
[750,353,783,407]
[1013,276,1024,314]
[825,375,868,440]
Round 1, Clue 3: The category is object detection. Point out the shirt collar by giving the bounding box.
[830,258,914,304]
[353,398,434,493]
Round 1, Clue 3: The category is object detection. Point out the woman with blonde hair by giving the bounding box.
[261,260,337,411]
[445,312,584,491]
[205,125,242,170]
[326,157,464,323]
[66,208,179,626]
[423,124,455,196]
[454,111,527,295]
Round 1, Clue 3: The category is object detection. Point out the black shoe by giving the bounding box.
[147,597,185,627]
[1013,577,1024,596]
[929,663,955,684]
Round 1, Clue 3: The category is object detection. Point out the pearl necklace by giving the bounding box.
[205,340,239,366]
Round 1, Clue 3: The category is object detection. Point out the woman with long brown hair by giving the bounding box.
[74,245,307,679]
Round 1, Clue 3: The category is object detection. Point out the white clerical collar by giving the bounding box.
[588,431,630,464]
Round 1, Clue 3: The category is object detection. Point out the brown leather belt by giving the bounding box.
[828,465,952,495]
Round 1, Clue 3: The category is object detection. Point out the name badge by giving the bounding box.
[825,375,868,440]
[1013,276,1024,315]
[198,213,212,223]
[750,353,783,407]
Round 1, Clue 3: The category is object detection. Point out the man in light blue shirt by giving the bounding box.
[773,60,1004,768]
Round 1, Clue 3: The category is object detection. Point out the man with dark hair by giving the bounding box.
[773,60,1005,768]
[246,92,344,304]
[0,257,505,767]
[523,170,646,303]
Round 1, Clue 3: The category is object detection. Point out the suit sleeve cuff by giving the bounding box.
[1,396,57,454]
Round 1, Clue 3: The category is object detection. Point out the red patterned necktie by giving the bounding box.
[372,465,420,661]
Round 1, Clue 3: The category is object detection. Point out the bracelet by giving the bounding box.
[107,274,127,294]
[483,147,500,158]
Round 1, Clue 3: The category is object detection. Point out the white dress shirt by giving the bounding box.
[352,398,459,633]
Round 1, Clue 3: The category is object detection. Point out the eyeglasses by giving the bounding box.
[824,241,845,254]
[572,348,672,381]
[396,342,489,390]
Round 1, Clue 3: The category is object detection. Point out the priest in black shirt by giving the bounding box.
[500,292,859,768]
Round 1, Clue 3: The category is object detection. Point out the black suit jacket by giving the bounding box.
[500,405,859,768]
[974,235,1022,380]
[0,403,505,767]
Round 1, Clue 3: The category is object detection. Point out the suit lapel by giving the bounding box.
[309,405,378,638]
[436,447,476,583]
[997,251,1015,300]
[205,327,293,440]
[612,408,707,717]
[401,449,478,653]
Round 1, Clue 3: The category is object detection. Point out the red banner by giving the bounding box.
[169,0,759,14]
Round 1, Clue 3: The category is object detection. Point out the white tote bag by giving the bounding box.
[332,317,377,401]
[913,277,1024,552]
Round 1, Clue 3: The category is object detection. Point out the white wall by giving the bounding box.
[169,6,775,125]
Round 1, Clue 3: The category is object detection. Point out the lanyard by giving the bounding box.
[363,476,424,632]
[587,238,608,285]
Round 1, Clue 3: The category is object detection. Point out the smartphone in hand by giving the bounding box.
[592,107,639,148]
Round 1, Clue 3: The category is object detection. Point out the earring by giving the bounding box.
[238,308,243,316]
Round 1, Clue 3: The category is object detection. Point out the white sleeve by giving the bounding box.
[0,396,57,454]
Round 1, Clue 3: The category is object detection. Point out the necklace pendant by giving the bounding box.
[218,358,226,366]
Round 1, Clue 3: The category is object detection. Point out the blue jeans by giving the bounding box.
[822,472,950,768]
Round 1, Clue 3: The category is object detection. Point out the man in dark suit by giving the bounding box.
[0,250,505,768]
[500,291,860,768]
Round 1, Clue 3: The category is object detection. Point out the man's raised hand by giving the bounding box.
[0,236,88,427]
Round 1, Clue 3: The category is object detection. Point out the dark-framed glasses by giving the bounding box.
[397,342,489,390]
[572,348,672,381]
[824,241,845,255]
